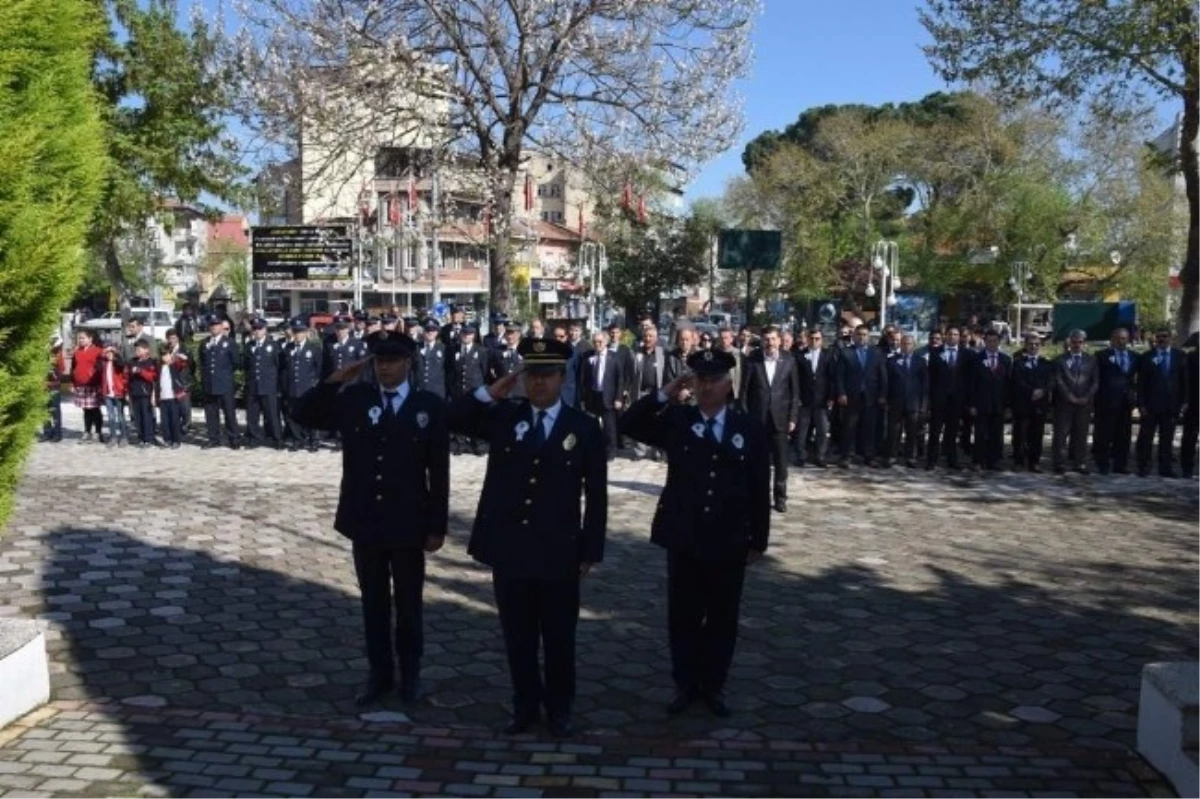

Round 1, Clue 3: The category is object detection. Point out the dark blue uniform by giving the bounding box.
[283,338,323,450]
[293,379,450,699]
[325,337,368,376]
[243,335,283,446]
[414,341,447,398]
[620,389,770,709]
[200,333,240,447]
[449,388,606,732]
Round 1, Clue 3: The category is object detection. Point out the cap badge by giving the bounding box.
[704,351,713,361]
[534,341,546,353]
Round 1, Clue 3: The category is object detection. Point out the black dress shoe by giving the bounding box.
[667,686,698,715]
[201,441,219,450]
[287,443,298,452]
[355,678,394,707]
[703,690,731,718]
[773,499,787,513]
[504,710,538,735]
[546,715,573,738]
[814,460,827,469]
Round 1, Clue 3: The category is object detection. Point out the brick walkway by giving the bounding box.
[0,407,1196,796]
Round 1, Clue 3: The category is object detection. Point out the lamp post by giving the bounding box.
[1008,260,1031,340]
[867,239,900,331]
[577,241,606,331]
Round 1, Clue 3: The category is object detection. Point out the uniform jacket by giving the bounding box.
[1137,347,1186,415]
[243,337,282,396]
[1094,347,1139,410]
[324,337,367,377]
[449,342,489,399]
[885,352,927,413]
[293,382,450,548]
[1008,353,1054,415]
[796,346,837,408]
[439,322,466,353]
[620,393,769,561]
[282,339,322,399]
[837,345,888,403]
[448,394,606,580]
[740,349,800,431]
[126,357,159,399]
[415,341,447,398]
[200,334,239,396]
[490,346,523,381]
[966,350,1011,415]
[1052,351,1099,406]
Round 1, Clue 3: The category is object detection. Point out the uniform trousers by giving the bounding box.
[927,403,962,467]
[204,391,239,444]
[492,574,579,719]
[1136,412,1177,475]
[246,393,282,444]
[972,411,1005,468]
[352,542,425,685]
[1092,403,1133,471]
[283,396,317,446]
[667,550,746,694]
[1010,411,1046,467]
[1052,403,1091,469]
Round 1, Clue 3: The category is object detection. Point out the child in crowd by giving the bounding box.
[159,336,190,448]
[99,344,129,447]
[42,337,66,442]
[127,339,159,448]
[71,330,105,441]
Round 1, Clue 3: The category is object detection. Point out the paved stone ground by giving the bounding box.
[0,406,1196,797]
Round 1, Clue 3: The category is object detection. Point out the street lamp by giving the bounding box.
[868,240,900,330]
[577,241,606,331]
[1009,260,1031,340]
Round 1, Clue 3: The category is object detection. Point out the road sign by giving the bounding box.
[433,302,449,318]
[252,225,353,281]
[717,229,782,271]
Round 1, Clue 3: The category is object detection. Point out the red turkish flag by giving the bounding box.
[407,174,417,210]
[524,174,533,211]
[637,193,647,224]
[621,181,632,209]
[388,194,400,225]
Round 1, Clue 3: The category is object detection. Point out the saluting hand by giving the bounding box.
[487,368,522,401]
[327,356,372,384]
[662,374,694,404]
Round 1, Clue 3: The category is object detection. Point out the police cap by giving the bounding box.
[462,323,479,335]
[353,310,368,322]
[366,330,417,359]
[423,319,439,332]
[504,321,521,333]
[518,337,572,373]
[250,317,268,330]
[380,313,398,324]
[206,313,223,327]
[686,348,736,377]
[288,316,308,332]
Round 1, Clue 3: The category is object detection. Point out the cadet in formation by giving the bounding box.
[292,330,450,706]
[621,349,770,717]
[449,338,607,737]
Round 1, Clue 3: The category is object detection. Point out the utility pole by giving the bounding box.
[430,158,442,308]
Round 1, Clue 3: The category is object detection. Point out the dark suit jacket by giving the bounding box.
[1094,347,1139,410]
[926,346,970,410]
[620,394,769,562]
[631,345,668,396]
[292,382,450,549]
[608,344,635,401]
[1137,347,1186,415]
[580,348,625,409]
[448,396,606,580]
[1053,352,1099,406]
[967,350,1012,415]
[1009,353,1054,415]
[886,353,927,413]
[740,350,800,432]
[837,345,888,403]
[796,347,837,408]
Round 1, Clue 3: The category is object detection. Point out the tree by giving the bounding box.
[920,0,1200,336]
[91,0,246,304]
[226,0,758,314]
[0,0,107,526]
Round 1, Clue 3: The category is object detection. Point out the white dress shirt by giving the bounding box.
[380,381,412,413]
[764,352,778,385]
[700,406,727,443]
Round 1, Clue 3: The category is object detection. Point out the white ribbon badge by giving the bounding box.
[368,406,383,426]
[691,422,706,439]
[514,421,530,441]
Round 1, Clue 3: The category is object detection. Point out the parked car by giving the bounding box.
[76,308,177,342]
[74,311,124,334]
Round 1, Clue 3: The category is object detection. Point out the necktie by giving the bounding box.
[948,349,956,367]
[1071,355,1080,373]
[1160,350,1170,374]
[705,417,718,444]
[902,357,909,371]
[531,410,547,448]
[857,348,866,368]
[382,391,398,420]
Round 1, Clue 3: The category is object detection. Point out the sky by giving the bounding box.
[683,0,951,202]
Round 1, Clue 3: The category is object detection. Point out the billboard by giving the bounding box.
[251,225,353,281]
[717,229,782,271]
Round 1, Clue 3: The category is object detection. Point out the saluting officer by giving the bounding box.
[292,330,449,706]
[449,338,607,737]
[620,349,770,719]
[282,317,323,452]
[483,314,509,351]
[200,313,241,449]
[414,321,447,398]
[243,317,283,449]
[449,324,489,454]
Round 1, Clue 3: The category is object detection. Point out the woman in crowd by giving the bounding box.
[70,330,105,442]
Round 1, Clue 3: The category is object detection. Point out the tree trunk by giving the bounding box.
[1176,84,1199,340]
[489,174,516,315]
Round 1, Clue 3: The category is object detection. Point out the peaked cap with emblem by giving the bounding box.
[288,316,308,332]
[687,348,736,377]
[366,329,417,359]
[517,337,572,373]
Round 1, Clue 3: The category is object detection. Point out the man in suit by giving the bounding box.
[580,331,626,460]
[439,305,467,353]
[665,326,699,382]
[620,349,770,719]
[292,330,449,707]
[926,327,969,470]
[414,320,447,399]
[740,326,799,511]
[448,324,489,454]
[1181,341,1198,479]
[605,322,636,449]
[1092,327,1139,475]
[1136,328,1186,477]
[243,318,284,449]
[449,338,607,737]
[483,314,508,351]
[199,314,241,450]
[715,327,744,401]
[1051,329,1099,474]
[966,329,1011,471]
[1009,332,1054,472]
[836,324,888,468]
[884,334,927,468]
[629,325,668,460]
[795,328,836,468]
[282,317,323,452]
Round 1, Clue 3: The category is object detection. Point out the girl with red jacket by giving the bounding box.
[98,342,130,447]
[70,330,105,441]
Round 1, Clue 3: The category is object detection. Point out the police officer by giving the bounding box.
[352,310,369,340]
[282,317,323,452]
[381,312,399,332]
[490,322,523,380]
[199,314,241,449]
[325,320,367,377]
[620,349,770,718]
[243,318,283,449]
[415,320,447,398]
[292,330,450,706]
[484,314,509,351]
[449,338,607,737]
[449,324,489,454]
